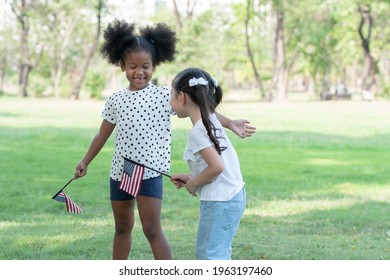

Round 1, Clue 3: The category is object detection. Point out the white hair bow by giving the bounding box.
[189,77,208,87]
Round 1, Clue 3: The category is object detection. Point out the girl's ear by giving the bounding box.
[178,91,186,104]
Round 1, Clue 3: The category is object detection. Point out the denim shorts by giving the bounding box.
[110,175,163,201]
[196,187,246,260]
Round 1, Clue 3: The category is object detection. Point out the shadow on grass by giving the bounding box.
[0,127,389,259]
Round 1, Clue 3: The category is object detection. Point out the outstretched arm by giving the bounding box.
[216,112,256,138]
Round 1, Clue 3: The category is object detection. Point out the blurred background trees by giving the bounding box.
[0,0,389,101]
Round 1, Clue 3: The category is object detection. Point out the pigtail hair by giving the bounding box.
[140,23,177,65]
[213,85,223,108]
[100,20,136,65]
[173,68,226,154]
[200,70,223,112]
[192,85,225,155]
[199,101,226,155]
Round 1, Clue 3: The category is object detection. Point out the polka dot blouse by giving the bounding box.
[102,84,172,181]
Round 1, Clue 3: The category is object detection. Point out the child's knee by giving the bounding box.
[142,223,161,239]
[115,219,134,234]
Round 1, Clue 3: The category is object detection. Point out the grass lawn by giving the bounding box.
[0,97,389,260]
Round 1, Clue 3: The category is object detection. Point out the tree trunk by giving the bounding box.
[70,0,103,100]
[50,15,77,99]
[358,4,376,101]
[52,62,63,99]
[10,0,43,98]
[19,63,31,97]
[0,56,5,93]
[172,0,183,33]
[273,8,288,101]
[245,0,266,100]
[16,2,30,97]
[172,0,195,34]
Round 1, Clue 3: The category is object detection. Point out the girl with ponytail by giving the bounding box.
[170,67,248,260]
[73,20,254,260]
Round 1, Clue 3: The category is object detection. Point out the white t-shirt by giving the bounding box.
[184,114,244,201]
[102,84,171,181]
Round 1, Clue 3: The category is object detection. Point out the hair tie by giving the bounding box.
[189,77,208,87]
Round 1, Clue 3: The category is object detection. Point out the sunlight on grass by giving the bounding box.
[1,221,88,251]
[79,218,112,227]
[335,183,390,203]
[0,219,109,229]
[246,180,390,218]
[245,198,358,218]
[0,99,103,128]
[306,158,349,166]
[0,221,21,229]
[14,233,84,249]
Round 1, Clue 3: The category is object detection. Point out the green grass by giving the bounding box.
[0,97,389,260]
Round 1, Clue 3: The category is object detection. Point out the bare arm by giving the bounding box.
[215,112,256,138]
[171,146,224,196]
[74,119,116,178]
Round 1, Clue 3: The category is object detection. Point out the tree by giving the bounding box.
[1,0,388,100]
[293,0,338,99]
[358,4,377,100]
[374,1,390,98]
[0,24,15,94]
[171,0,196,34]
[8,0,45,97]
[70,0,104,100]
[245,0,266,99]
[45,2,80,99]
[270,0,303,101]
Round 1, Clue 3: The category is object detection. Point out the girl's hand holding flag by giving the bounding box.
[170,174,192,189]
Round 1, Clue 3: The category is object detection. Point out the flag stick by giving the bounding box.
[52,177,74,199]
[123,157,186,184]
[123,157,172,178]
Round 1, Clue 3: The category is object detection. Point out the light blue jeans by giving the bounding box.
[196,187,246,260]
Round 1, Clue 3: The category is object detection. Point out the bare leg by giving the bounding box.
[137,196,172,259]
[111,199,135,260]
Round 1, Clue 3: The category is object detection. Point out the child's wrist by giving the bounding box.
[186,174,193,182]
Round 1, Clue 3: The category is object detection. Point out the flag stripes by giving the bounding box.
[53,192,82,214]
[119,158,145,197]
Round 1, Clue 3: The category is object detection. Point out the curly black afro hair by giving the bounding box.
[100,19,177,66]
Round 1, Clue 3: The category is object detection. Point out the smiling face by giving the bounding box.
[121,50,155,91]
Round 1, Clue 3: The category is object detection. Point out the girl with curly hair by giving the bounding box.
[73,20,254,260]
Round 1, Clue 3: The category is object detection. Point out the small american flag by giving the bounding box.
[119,158,145,197]
[53,191,82,214]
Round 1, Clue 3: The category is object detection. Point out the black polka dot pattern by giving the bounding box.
[102,84,172,181]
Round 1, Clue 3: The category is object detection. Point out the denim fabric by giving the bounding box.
[196,187,246,260]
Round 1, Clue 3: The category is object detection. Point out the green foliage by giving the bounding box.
[1,98,390,260]
[0,0,389,99]
[381,82,390,99]
[85,71,106,99]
